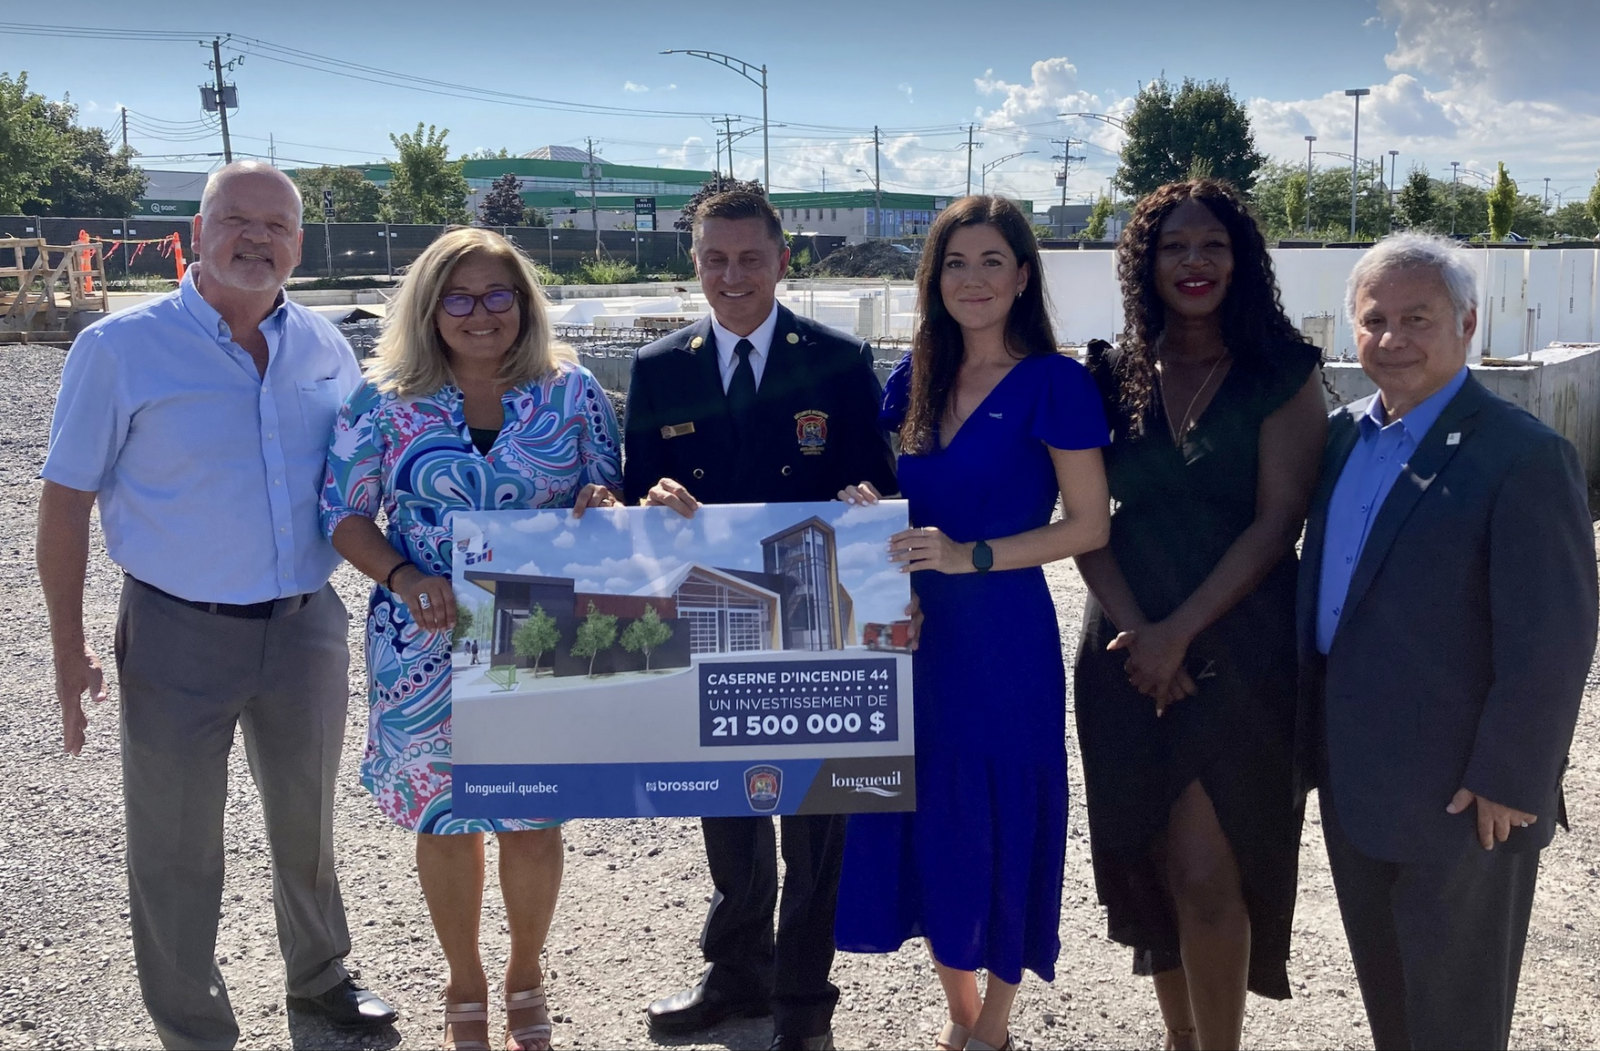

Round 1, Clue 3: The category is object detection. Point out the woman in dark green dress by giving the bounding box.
[1073,180,1327,1051]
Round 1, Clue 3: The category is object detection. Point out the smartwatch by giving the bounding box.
[971,540,993,573]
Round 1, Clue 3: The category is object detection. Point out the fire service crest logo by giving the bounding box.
[744,765,783,812]
[794,410,829,455]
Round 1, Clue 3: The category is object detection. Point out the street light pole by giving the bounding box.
[662,50,770,194]
[1451,161,1461,235]
[1304,135,1316,234]
[981,151,1035,195]
[1344,88,1370,238]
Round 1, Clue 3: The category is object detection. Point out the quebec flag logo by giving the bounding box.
[457,517,493,565]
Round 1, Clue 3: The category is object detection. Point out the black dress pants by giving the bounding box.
[699,813,844,1038]
[1322,801,1540,1051]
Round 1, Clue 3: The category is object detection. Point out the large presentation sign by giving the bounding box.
[448,501,915,819]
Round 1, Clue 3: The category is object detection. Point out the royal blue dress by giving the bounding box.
[834,350,1108,984]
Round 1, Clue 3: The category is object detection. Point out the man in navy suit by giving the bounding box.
[1298,232,1596,1050]
[625,191,895,1051]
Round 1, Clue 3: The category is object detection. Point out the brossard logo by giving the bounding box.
[830,770,903,798]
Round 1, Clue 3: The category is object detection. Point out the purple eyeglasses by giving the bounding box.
[439,289,518,317]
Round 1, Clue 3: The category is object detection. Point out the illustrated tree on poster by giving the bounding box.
[620,604,674,671]
[513,604,562,676]
[569,602,619,677]
[451,605,475,646]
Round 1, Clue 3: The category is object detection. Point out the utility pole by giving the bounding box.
[586,137,601,256]
[1451,160,1461,235]
[211,37,234,164]
[120,106,128,149]
[964,124,981,197]
[1050,138,1084,239]
[718,115,737,183]
[873,125,882,239]
[1544,176,1551,210]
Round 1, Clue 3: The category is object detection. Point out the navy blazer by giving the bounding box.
[622,306,896,506]
[1295,375,1596,863]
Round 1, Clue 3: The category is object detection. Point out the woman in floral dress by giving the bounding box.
[321,228,621,1050]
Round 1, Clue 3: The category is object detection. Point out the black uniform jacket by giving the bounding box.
[622,306,896,505]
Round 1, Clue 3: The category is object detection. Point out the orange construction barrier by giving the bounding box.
[77,230,95,295]
[171,233,187,280]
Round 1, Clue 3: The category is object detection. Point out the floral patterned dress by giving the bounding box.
[320,363,622,834]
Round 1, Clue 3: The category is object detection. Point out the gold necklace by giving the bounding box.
[1158,352,1229,448]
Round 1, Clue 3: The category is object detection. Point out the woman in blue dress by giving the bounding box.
[834,196,1111,1051]
[321,229,621,1050]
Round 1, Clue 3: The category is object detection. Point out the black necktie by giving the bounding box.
[727,338,758,422]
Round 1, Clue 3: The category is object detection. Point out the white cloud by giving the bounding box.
[604,576,632,590]
[562,553,683,587]
[674,528,695,550]
[700,507,765,546]
[575,578,601,591]
[515,559,544,576]
[552,531,576,549]
[624,81,649,94]
[1247,3,1600,182]
[897,83,914,104]
[858,568,908,595]
[833,500,907,529]
[1379,0,1599,104]
[836,539,884,570]
[511,513,564,534]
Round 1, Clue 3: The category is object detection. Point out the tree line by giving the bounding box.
[1109,77,1600,243]
[0,72,147,217]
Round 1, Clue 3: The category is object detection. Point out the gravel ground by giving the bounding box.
[1,342,1597,1051]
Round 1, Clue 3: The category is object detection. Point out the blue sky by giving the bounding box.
[456,501,911,629]
[6,0,1598,203]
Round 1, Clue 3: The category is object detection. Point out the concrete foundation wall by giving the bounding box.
[1325,343,1600,483]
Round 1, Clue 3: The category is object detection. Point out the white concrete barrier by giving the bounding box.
[1326,344,1600,484]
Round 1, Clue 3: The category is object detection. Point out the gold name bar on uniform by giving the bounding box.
[661,422,697,439]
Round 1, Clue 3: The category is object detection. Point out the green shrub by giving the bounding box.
[576,257,640,285]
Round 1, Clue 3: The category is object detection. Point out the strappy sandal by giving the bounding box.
[504,986,554,1051]
[442,999,491,1051]
[966,1035,1013,1051]
[936,1020,971,1050]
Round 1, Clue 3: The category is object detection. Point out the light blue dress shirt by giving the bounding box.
[1316,367,1469,653]
[43,269,362,603]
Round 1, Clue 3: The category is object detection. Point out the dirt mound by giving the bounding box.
[810,240,919,280]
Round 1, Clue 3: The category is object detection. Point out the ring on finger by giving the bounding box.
[418,593,432,610]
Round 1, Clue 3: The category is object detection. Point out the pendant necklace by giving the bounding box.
[1158,350,1229,448]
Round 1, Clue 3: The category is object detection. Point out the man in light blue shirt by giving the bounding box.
[1314,364,1468,653]
[1298,233,1595,1051]
[36,161,394,1049]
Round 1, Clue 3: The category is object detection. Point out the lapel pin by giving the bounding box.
[1446,432,1461,446]
[689,335,704,350]
[786,332,800,345]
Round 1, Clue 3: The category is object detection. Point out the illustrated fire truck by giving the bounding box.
[862,620,914,653]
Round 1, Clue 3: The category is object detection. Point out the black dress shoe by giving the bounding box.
[770,1029,834,1051]
[647,977,770,1035]
[286,978,397,1029]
